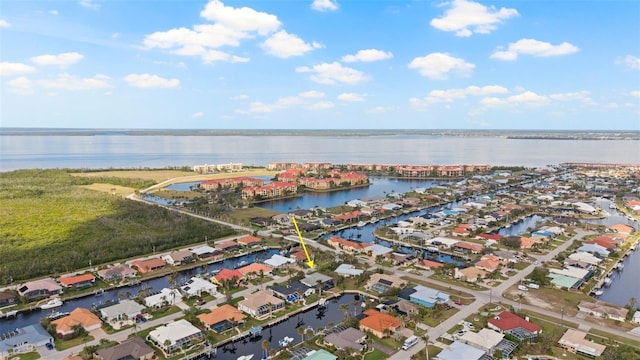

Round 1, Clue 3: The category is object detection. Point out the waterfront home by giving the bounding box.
[197,304,246,332]
[214,240,239,252]
[558,329,606,358]
[577,301,629,322]
[427,237,460,250]
[17,277,62,300]
[493,250,518,263]
[264,254,296,268]
[328,236,370,253]
[52,308,102,337]
[190,245,219,259]
[290,247,314,263]
[130,258,165,273]
[585,235,620,250]
[0,290,17,306]
[475,254,506,272]
[0,324,52,357]
[435,341,485,360]
[95,336,155,360]
[302,349,338,360]
[577,243,610,258]
[272,213,292,225]
[365,273,407,294]
[181,277,217,297]
[271,281,313,301]
[416,259,444,270]
[386,299,419,316]
[359,309,402,338]
[458,328,512,355]
[609,223,634,235]
[334,264,364,277]
[365,244,393,261]
[301,272,333,290]
[97,264,137,282]
[407,285,450,308]
[100,299,146,322]
[477,233,503,242]
[390,252,416,266]
[211,268,245,286]
[238,290,285,319]
[241,181,298,200]
[323,327,366,352]
[331,210,363,224]
[452,242,483,254]
[199,177,263,191]
[161,250,195,266]
[148,319,203,354]
[454,267,487,283]
[238,262,273,279]
[237,235,262,247]
[59,274,96,289]
[145,289,182,308]
[487,311,542,341]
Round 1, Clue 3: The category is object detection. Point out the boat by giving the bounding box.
[40,298,63,310]
[357,221,366,228]
[594,290,604,296]
[616,263,624,271]
[235,260,249,269]
[95,288,104,297]
[210,269,221,275]
[46,310,70,320]
[603,277,612,286]
[278,336,294,347]
[609,203,616,209]
[237,355,254,360]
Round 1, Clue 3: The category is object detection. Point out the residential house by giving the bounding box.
[97,264,137,282]
[144,288,183,308]
[237,235,262,247]
[323,327,367,352]
[487,311,542,341]
[609,223,634,235]
[264,254,296,269]
[148,319,203,353]
[427,237,460,250]
[328,236,370,253]
[331,211,363,225]
[190,245,219,260]
[130,258,165,274]
[454,267,487,283]
[387,299,419,317]
[493,250,518,263]
[558,329,606,358]
[458,328,504,352]
[95,337,155,360]
[301,272,333,291]
[358,309,402,338]
[181,277,217,297]
[237,263,273,279]
[290,247,313,263]
[59,274,95,289]
[199,177,263,191]
[415,259,444,270]
[435,341,485,360]
[161,250,194,266]
[365,244,394,261]
[0,324,52,357]
[0,290,17,306]
[100,300,146,322]
[197,304,246,332]
[334,264,364,277]
[390,252,416,266]
[52,308,102,337]
[577,301,629,322]
[211,269,245,286]
[365,273,407,294]
[452,242,483,254]
[302,349,338,360]
[475,254,506,272]
[270,281,313,302]
[215,240,239,253]
[17,278,62,300]
[408,285,450,308]
[238,290,285,319]
[585,235,619,250]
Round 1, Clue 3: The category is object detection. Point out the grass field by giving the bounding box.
[228,207,283,224]
[72,169,278,185]
[81,183,136,197]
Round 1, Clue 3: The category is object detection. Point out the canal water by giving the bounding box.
[0,249,279,333]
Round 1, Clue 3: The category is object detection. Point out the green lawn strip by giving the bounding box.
[7,352,41,360]
[402,275,478,299]
[428,273,489,291]
[54,335,95,351]
[518,309,579,329]
[363,349,387,360]
[228,208,282,224]
[589,328,640,348]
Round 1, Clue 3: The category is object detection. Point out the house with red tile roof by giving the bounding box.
[519,236,538,249]
[328,236,370,253]
[331,210,362,224]
[130,258,165,273]
[488,311,542,338]
[290,248,313,262]
[52,308,102,337]
[475,254,506,272]
[237,235,262,247]
[453,241,483,254]
[211,269,245,286]
[59,274,95,288]
[215,240,239,252]
[477,233,503,241]
[237,263,273,278]
[359,309,403,338]
[451,227,471,236]
[585,235,620,250]
[415,259,444,270]
[197,304,246,332]
[609,224,634,234]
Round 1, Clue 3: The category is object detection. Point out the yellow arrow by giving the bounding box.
[291,217,314,269]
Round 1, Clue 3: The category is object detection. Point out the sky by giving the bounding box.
[0,0,639,130]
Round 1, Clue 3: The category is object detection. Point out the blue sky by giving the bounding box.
[1,0,639,130]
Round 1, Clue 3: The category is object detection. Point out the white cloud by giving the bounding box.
[299,90,325,98]
[192,112,204,118]
[237,90,331,114]
[367,106,394,114]
[308,101,335,110]
[111,32,120,39]
[430,0,518,37]
[342,49,393,63]
[49,10,59,15]
[508,91,548,104]
[0,19,10,28]
[338,93,366,102]
[8,76,34,94]
[410,85,509,107]
[311,0,338,12]
[491,39,579,60]
[31,52,84,66]
[242,102,273,113]
[38,74,111,90]
[124,73,180,88]
[0,62,36,76]
[79,0,100,10]
[617,55,640,70]
[200,0,281,35]
[201,50,249,63]
[261,30,320,58]
[296,62,369,85]
[408,53,474,80]
[549,91,593,105]
[230,94,249,100]
[631,91,640,98]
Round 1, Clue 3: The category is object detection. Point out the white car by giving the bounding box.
[518,285,529,291]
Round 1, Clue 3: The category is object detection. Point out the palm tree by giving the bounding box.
[629,297,638,310]
[339,304,349,320]
[261,339,270,359]
[297,326,305,342]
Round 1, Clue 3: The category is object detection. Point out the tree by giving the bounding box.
[297,326,305,342]
[340,303,350,320]
[628,297,638,310]
[261,339,270,359]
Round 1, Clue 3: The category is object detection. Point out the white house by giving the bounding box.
[100,300,146,322]
[148,319,203,353]
[181,277,217,297]
[144,288,183,308]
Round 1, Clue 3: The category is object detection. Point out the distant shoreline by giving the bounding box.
[1,128,639,140]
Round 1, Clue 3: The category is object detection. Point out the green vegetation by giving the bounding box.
[363,349,387,360]
[6,352,41,360]
[0,169,235,284]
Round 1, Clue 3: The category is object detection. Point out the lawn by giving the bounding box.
[363,349,387,360]
[6,352,41,360]
[55,335,95,351]
[229,207,283,224]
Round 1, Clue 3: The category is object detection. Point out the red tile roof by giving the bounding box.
[59,274,95,287]
[359,309,402,333]
[238,235,262,245]
[131,258,165,273]
[419,259,444,268]
[478,233,503,241]
[488,311,541,333]
[454,242,483,252]
[213,269,244,284]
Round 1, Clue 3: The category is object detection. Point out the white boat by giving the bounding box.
[603,277,612,286]
[609,203,616,209]
[46,310,69,320]
[237,355,254,360]
[40,298,63,310]
[357,221,366,228]
[594,290,604,296]
[278,336,294,347]
[616,263,624,271]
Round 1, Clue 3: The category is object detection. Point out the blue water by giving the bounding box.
[165,181,202,191]
[498,215,548,236]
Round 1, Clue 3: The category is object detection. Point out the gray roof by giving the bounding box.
[95,337,154,360]
[437,341,485,360]
[0,324,52,353]
[301,272,333,287]
[335,264,364,277]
